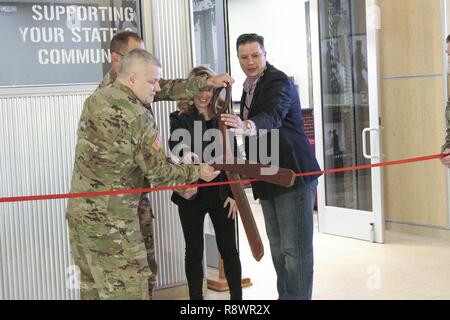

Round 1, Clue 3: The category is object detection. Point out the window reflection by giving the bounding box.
[319,0,372,211]
[192,0,226,73]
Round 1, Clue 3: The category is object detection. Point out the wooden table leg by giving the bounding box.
[207,257,252,292]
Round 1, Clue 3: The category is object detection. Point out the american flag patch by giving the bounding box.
[151,136,161,150]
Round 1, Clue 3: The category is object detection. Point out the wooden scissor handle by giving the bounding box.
[211,85,233,117]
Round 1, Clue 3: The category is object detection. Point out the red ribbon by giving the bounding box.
[0,153,446,204]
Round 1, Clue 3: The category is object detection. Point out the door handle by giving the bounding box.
[362,128,379,160]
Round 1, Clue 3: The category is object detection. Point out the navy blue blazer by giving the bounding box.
[241,63,321,200]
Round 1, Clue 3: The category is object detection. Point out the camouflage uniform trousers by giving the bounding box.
[67,192,158,300]
[67,210,151,300]
[137,192,158,298]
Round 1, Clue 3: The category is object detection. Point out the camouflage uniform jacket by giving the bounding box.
[442,100,450,152]
[66,80,200,224]
[98,69,210,102]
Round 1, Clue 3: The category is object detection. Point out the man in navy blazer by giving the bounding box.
[221,33,321,300]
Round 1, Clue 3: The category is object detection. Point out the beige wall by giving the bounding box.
[379,0,448,227]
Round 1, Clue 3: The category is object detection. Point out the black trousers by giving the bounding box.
[177,190,242,300]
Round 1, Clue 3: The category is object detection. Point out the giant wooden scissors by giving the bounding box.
[210,85,296,261]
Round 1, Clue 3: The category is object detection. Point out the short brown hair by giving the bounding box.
[236,33,265,52]
[110,31,143,55]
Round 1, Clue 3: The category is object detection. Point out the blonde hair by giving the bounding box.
[178,66,217,118]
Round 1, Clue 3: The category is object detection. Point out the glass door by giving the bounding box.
[311,0,384,243]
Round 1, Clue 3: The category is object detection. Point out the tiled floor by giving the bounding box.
[205,190,450,300]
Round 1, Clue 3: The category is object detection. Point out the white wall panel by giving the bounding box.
[0,94,88,299]
[150,0,194,288]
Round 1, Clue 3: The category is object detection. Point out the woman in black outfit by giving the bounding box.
[168,66,242,300]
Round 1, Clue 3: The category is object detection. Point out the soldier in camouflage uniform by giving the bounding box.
[90,31,233,298]
[67,49,222,300]
[441,35,450,168]
[442,101,450,152]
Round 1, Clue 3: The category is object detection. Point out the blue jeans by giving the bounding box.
[260,179,318,300]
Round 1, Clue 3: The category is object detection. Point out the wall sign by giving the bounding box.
[0,0,141,88]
